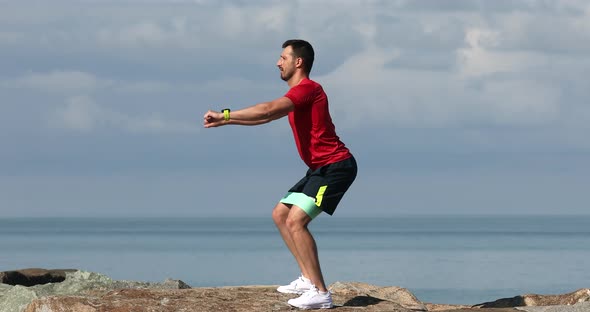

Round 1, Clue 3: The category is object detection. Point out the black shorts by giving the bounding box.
[285,156,357,215]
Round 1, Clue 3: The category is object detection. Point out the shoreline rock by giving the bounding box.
[1,268,588,312]
[0,269,77,287]
[473,289,590,308]
[0,269,190,312]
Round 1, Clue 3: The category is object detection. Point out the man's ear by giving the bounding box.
[295,57,304,69]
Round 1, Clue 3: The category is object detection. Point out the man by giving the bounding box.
[203,39,357,309]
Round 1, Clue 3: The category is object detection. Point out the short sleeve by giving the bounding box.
[284,83,313,109]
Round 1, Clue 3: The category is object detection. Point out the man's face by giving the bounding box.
[277,46,297,81]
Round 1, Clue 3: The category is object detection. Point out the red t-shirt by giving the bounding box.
[284,78,352,170]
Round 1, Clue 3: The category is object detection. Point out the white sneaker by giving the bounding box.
[287,285,333,309]
[277,275,313,294]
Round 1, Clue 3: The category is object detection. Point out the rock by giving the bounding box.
[329,281,427,311]
[3,269,588,312]
[516,302,590,312]
[425,302,473,311]
[0,270,192,312]
[0,285,39,312]
[0,269,77,287]
[473,288,590,308]
[159,278,191,290]
[24,284,421,312]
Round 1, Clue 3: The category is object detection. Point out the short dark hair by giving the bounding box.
[282,39,315,74]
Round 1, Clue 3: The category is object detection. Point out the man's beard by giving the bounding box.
[280,71,292,81]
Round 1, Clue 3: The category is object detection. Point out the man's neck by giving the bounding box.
[287,72,309,87]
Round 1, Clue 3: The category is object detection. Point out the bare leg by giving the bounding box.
[272,203,309,278]
[285,206,328,292]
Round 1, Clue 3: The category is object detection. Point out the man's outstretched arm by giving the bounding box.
[204,97,294,128]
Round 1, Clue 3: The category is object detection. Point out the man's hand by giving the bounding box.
[203,110,226,128]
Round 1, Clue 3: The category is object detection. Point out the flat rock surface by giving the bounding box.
[1,270,587,312]
[516,302,590,312]
[24,286,420,312]
[439,310,520,312]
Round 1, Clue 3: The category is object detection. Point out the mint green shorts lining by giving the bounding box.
[279,192,322,219]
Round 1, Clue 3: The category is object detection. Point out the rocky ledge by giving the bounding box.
[0,269,589,312]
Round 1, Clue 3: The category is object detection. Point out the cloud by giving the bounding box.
[3,1,586,134]
[91,3,291,54]
[52,95,200,134]
[97,18,188,49]
[310,2,589,133]
[220,4,290,39]
[1,0,589,219]
[488,11,590,54]
[321,46,563,129]
[4,71,109,93]
[0,31,21,44]
[114,81,174,93]
[57,96,101,131]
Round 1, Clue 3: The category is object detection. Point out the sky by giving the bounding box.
[1,0,588,217]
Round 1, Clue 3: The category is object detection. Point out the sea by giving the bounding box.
[1,215,589,305]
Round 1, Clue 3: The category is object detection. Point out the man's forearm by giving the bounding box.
[229,100,292,125]
[230,102,274,123]
[228,118,268,126]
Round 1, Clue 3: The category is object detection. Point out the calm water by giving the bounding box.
[1,215,589,304]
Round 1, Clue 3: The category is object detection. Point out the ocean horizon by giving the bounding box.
[1,214,589,305]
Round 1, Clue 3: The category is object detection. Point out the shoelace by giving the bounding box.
[301,286,319,298]
[291,277,305,287]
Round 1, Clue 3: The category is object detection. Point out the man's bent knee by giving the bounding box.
[285,206,312,233]
[285,217,306,233]
[272,203,290,226]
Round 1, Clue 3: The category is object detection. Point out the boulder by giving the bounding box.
[473,288,590,308]
[329,281,427,311]
[0,270,191,312]
[0,269,77,287]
